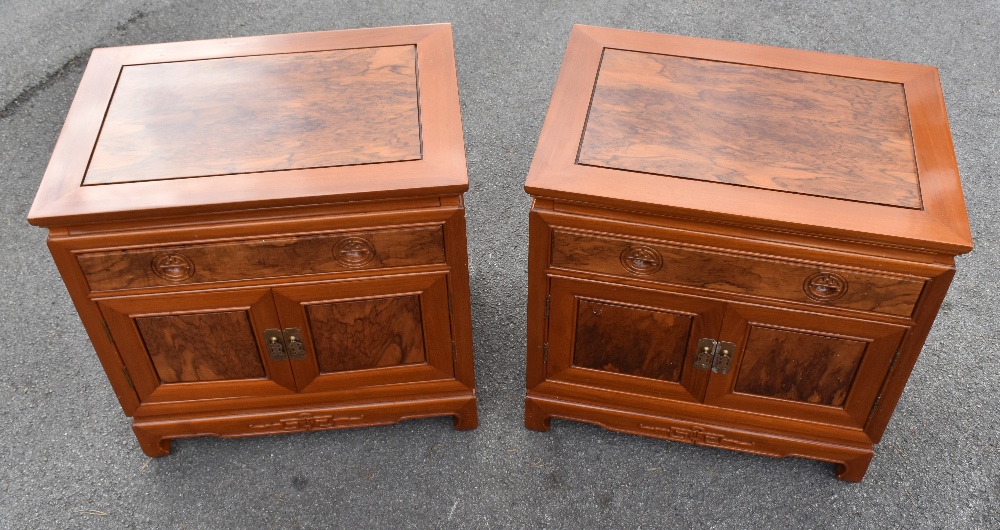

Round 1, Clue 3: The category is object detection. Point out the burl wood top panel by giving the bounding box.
[85,46,421,185]
[28,25,468,226]
[578,49,920,208]
[525,26,972,254]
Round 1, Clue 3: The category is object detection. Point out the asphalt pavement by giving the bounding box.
[1,1,998,528]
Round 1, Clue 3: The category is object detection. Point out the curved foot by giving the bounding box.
[524,398,551,432]
[452,398,479,430]
[835,452,873,482]
[133,425,171,457]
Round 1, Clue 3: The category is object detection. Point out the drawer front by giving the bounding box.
[550,229,925,317]
[79,226,446,291]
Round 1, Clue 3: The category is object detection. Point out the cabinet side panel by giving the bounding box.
[865,266,956,441]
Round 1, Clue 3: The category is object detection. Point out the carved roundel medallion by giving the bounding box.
[151,252,195,282]
[333,237,376,267]
[620,245,663,275]
[804,272,848,301]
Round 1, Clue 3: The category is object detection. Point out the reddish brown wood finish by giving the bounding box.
[135,311,267,383]
[525,25,972,254]
[86,46,421,185]
[309,295,426,373]
[573,299,691,382]
[77,226,446,291]
[28,24,468,226]
[578,49,920,208]
[733,327,867,406]
[525,26,971,481]
[29,25,477,456]
[550,229,925,317]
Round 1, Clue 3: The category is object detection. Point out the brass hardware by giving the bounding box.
[694,338,717,371]
[712,341,736,374]
[264,328,287,361]
[543,343,549,364]
[545,295,550,319]
[283,328,306,361]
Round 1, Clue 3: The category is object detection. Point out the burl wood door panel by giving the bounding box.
[703,303,906,428]
[98,289,298,404]
[547,276,725,403]
[272,273,455,393]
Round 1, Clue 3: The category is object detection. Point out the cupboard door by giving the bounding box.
[271,273,455,393]
[546,277,725,403]
[98,289,298,404]
[703,303,906,428]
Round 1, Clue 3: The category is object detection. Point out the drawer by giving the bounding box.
[78,226,446,291]
[550,229,925,317]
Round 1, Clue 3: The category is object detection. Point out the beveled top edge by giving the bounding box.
[525,25,972,255]
[29,24,468,227]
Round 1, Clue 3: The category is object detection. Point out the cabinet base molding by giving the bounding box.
[132,394,477,457]
[524,395,873,482]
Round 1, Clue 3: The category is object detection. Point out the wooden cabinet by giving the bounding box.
[524,26,972,481]
[28,25,477,456]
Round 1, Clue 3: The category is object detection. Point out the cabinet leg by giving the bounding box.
[452,398,479,430]
[835,452,874,482]
[132,425,171,457]
[524,398,551,432]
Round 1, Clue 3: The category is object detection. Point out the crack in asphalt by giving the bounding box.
[0,10,148,120]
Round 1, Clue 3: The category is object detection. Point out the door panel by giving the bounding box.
[272,273,454,393]
[733,326,867,407]
[307,295,427,373]
[547,276,725,403]
[704,303,906,428]
[98,289,298,404]
[573,299,692,383]
[135,311,267,383]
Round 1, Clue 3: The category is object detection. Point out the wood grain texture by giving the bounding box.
[578,49,920,207]
[307,295,426,373]
[524,26,972,254]
[573,299,692,382]
[29,26,478,458]
[135,310,266,383]
[85,46,421,185]
[733,326,866,407]
[78,226,445,291]
[28,25,470,227]
[550,230,925,316]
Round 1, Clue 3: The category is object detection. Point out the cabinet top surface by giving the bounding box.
[29,24,467,226]
[525,26,972,254]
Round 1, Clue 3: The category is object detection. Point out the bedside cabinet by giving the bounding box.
[28,25,477,456]
[523,25,972,481]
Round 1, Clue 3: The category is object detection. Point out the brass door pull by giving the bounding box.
[693,339,736,374]
[264,328,306,361]
[264,328,287,361]
[283,328,306,361]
